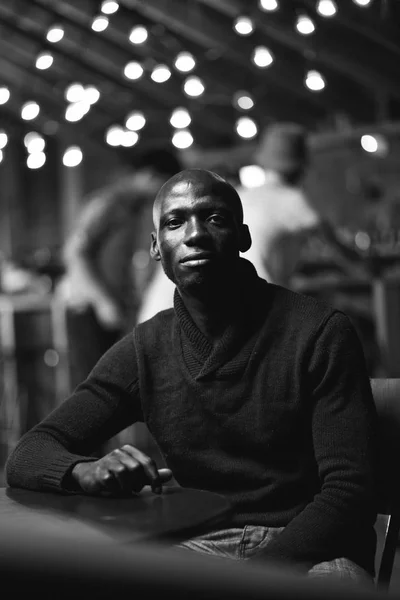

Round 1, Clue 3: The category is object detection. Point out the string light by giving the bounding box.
[0,130,8,149]
[0,149,3,164]
[235,117,258,139]
[252,46,274,68]
[100,1,119,14]
[129,26,148,44]
[353,0,371,5]
[85,85,100,104]
[296,15,315,35]
[234,16,254,36]
[183,76,205,97]
[316,0,337,17]
[27,152,46,169]
[123,61,144,80]
[150,65,171,83]
[125,111,146,131]
[121,130,139,147]
[360,134,388,155]
[91,16,109,32]
[259,0,278,11]
[46,25,64,43]
[239,165,266,188]
[305,70,326,91]
[65,83,85,103]
[24,132,45,153]
[174,52,196,73]
[106,125,125,146]
[172,129,193,149]
[170,108,191,128]
[21,101,40,120]
[63,146,83,167]
[65,101,90,122]
[36,53,54,70]
[233,91,254,110]
[0,87,10,104]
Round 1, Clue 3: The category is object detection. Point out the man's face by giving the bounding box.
[151,180,247,294]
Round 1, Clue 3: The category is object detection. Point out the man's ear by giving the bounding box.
[150,232,161,261]
[239,224,252,253]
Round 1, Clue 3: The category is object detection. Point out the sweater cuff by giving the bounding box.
[40,455,97,494]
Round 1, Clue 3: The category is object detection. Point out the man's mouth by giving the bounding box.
[180,252,214,267]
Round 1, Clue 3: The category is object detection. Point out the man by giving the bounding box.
[56,147,182,389]
[6,169,377,583]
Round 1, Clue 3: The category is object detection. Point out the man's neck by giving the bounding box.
[178,284,237,342]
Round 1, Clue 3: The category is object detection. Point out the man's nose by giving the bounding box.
[184,218,208,245]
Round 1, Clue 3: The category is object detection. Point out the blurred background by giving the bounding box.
[1,0,400,480]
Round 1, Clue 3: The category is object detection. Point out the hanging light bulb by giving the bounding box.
[296,15,315,35]
[172,129,193,149]
[252,46,274,68]
[305,70,325,91]
[0,130,8,149]
[183,76,205,97]
[63,146,83,167]
[316,0,337,17]
[46,25,64,43]
[0,87,10,104]
[233,91,254,110]
[125,111,146,131]
[123,61,144,80]
[150,65,171,83]
[27,152,46,169]
[129,26,148,44]
[259,0,278,11]
[234,16,254,36]
[91,16,109,32]
[170,108,191,129]
[35,52,54,70]
[21,101,40,120]
[100,1,119,14]
[235,117,258,139]
[174,52,196,73]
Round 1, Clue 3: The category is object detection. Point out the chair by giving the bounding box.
[370,378,400,591]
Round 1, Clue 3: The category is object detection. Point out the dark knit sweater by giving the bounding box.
[6,260,378,574]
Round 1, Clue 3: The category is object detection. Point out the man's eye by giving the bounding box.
[166,218,182,229]
[208,214,225,225]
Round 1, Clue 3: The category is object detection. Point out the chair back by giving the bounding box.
[370,378,400,590]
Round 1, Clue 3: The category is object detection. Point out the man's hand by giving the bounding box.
[71,445,173,496]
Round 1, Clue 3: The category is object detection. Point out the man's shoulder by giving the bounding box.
[266,282,341,326]
[134,308,175,343]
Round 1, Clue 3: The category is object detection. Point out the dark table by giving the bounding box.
[0,485,231,545]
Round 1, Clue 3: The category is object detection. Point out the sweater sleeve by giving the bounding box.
[5,332,141,494]
[256,311,378,570]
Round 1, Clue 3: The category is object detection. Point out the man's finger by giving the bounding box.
[158,468,173,484]
[120,445,161,492]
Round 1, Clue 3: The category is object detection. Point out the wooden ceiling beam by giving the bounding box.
[27,0,235,140]
[198,0,400,101]
[121,0,323,107]
[122,0,378,124]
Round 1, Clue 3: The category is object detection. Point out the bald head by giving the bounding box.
[152,169,243,230]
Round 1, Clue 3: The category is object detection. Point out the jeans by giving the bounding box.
[176,526,374,585]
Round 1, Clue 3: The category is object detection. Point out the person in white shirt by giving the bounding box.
[238,122,363,288]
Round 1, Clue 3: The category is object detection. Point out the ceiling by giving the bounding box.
[1,0,400,164]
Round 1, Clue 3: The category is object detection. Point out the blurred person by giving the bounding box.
[56,147,182,389]
[7,169,377,585]
[238,122,367,289]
